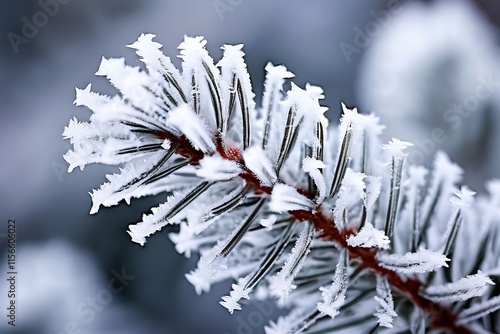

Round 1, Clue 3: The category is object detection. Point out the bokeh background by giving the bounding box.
[1,1,499,333]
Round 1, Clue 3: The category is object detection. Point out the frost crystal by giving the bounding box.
[381,138,413,159]
[377,249,449,274]
[64,34,500,334]
[242,146,277,186]
[450,186,476,208]
[269,222,314,303]
[165,104,215,153]
[333,168,365,230]
[317,250,348,319]
[374,276,397,327]
[269,183,315,213]
[196,155,242,181]
[347,223,390,250]
[302,157,327,203]
[128,185,206,245]
[423,271,494,302]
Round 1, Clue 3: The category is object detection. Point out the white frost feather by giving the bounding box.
[217,43,256,110]
[377,248,449,274]
[196,155,242,181]
[450,186,476,208]
[333,168,366,230]
[166,104,216,153]
[260,63,295,157]
[127,189,191,246]
[73,84,111,115]
[347,223,390,250]
[88,153,166,213]
[374,276,398,328]
[381,138,414,159]
[317,250,348,319]
[127,33,184,92]
[220,277,250,314]
[178,35,223,131]
[423,271,494,302]
[364,175,382,211]
[95,57,161,115]
[303,157,327,203]
[269,222,314,303]
[63,118,140,171]
[74,84,156,126]
[269,184,315,213]
[243,146,277,187]
[286,83,328,149]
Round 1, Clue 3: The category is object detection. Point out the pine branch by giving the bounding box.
[64,34,500,334]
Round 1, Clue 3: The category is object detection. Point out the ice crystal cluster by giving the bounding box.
[64,34,500,333]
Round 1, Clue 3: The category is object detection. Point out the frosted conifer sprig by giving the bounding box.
[64,34,500,334]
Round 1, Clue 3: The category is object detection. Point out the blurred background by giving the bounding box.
[0,0,499,333]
